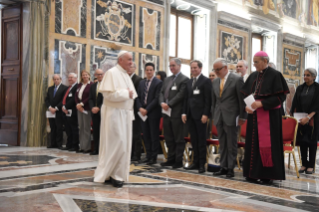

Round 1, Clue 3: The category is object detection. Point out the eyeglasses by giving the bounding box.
[213,66,225,72]
[169,65,176,68]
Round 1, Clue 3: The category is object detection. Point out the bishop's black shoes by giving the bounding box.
[160,160,175,167]
[146,159,157,165]
[139,158,151,164]
[198,166,205,173]
[172,162,183,169]
[213,168,228,176]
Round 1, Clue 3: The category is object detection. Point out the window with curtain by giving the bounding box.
[169,8,194,78]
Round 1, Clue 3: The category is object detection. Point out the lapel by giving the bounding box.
[221,73,234,98]
[215,78,220,98]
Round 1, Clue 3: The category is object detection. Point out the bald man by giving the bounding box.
[89,69,105,155]
[45,74,68,148]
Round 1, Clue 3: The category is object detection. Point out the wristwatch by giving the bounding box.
[307,116,311,120]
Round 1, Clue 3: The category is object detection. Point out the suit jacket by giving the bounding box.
[183,74,212,120]
[64,83,78,116]
[88,82,104,113]
[45,84,68,111]
[159,73,189,118]
[211,72,246,126]
[131,74,142,114]
[136,77,162,119]
[75,81,92,110]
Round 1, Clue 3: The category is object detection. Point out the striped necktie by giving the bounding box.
[144,80,150,105]
[53,86,57,97]
[220,78,225,97]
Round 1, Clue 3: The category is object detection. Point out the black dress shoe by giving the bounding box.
[245,177,258,182]
[184,163,199,170]
[83,150,91,154]
[131,156,140,162]
[306,169,314,174]
[47,145,58,148]
[104,177,112,184]
[139,158,151,163]
[146,159,157,165]
[68,148,78,152]
[160,160,175,167]
[226,169,234,178]
[76,149,84,153]
[112,178,124,188]
[61,147,70,150]
[198,166,205,173]
[213,168,228,176]
[90,151,98,155]
[172,162,183,169]
[260,179,273,184]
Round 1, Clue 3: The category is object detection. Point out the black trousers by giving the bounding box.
[141,117,160,160]
[92,113,101,153]
[132,115,142,159]
[300,142,317,169]
[64,113,79,149]
[163,116,186,163]
[48,111,64,147]
[188,117,207,167]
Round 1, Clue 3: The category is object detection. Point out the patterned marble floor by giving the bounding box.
[0,147,318,212]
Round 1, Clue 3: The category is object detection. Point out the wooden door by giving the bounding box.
[0,5,22,146]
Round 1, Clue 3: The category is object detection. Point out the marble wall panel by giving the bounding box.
[55,0,87,37]
[54,39,86,85]
[94,0,135,46]
[138,53,159,77]
[139,7,161,50]
[216,25,249,69]
[145,0,164,6]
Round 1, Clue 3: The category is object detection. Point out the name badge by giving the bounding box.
[68,93,73,97]
[193,89,200,95]
[171,86,177,90]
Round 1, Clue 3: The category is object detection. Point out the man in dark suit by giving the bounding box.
[128,63,143,161]
[136,63,162,165]
[182,60,212,173]
[62,73,80,151]
[45,74,67,148]
[88,69,104,155]
[159,58,189,169]
[211,58,246,178]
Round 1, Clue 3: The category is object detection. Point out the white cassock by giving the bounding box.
[94,64,137,183]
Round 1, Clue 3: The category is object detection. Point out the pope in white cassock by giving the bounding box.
[94,51,137,188]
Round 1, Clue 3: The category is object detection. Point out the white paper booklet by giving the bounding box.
[138,112,148,122]
[244,94,256,111]
[293,113,308,123]
[162,107,172,117]
[46,111,56,118]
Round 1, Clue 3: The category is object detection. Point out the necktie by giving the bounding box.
[164,75,176,100]
[96,82,100,106]
[144,80,150,105]
[192,78,197,89]
[62,86,72,105]
[53,86,57,97]
[220,78,225,97]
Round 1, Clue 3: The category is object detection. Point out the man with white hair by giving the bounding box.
[94,51,137,188]
[211,58,246,178]
[62,73,80,151]
[45,74,68,149]
[236,60,249,82]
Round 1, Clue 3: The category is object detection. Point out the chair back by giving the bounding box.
[211,124,218,137]
[282,116,298,148]
[240,120,247,139]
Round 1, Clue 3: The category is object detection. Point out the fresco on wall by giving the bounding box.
[94,0,135,46]
[139,7,161,50]
[243,0,276,14]
[283,48,301,77]
[284,79,298,115]
[220,32,243,65]
[307,0,319,26]
[55,0,87,37]
[139,53,159,77]
[54,40,86,86]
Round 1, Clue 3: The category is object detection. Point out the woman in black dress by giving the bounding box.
[290,68,319,174]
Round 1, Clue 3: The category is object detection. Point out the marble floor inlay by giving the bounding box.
[1,147,319,212]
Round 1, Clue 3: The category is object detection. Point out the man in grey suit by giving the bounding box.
[159,58,189,168]
[211,58,246,178]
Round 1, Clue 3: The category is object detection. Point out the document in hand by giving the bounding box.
[244,94,255,111]
[46,111,56,118]
[66,110,72,117]
[138,112,148,122]
[162,107,172,117]
[293,113,308,123]
[83,110,88,115]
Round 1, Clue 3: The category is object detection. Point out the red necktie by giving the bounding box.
[62,86,72,105]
